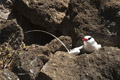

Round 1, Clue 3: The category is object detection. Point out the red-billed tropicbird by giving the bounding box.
[69,35,102,54]
[25,30,101,54]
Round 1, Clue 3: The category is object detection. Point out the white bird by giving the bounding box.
[69,35,101,54]
[25,30,101,54]
[82,35,102,53]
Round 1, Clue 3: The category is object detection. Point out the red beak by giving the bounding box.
[82,38,88,41]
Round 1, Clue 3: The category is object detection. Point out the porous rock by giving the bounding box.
[62,0,120,47]
[11,44,49,80]
[0,19,24,49]
[46,36,72,53]
[0,69,19,80]
[13,0,69,27]
[40,47,120,80]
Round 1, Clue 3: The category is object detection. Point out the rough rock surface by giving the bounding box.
[41,47,120,80]
[11,45,49,80]
[46,36,72,53]
[0,19,24,49]
[11,0,120,47]
[13,0,69,28]
[0,0,13,21]
[0,0,120,80]
[61,0,120,47]
[0,69,19,80]
[11,35,72,80]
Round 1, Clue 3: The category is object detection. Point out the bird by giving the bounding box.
[69,35,102,54]
[25,30,101,54]
[82,35,102,53]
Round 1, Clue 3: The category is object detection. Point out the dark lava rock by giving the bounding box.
[0,69,19,80]
[11,44,50,80]
[61,0,120,47]
[0,19,24,49]
[40,47,120,80]
[1,0,120,80]
[10,35,71,80]
[46,36,72,53]
[12,0,120,48]
[13,0,69,27]
[0,0,13,21]
[40,51,76,80]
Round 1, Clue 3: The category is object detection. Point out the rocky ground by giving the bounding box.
[0,0,120,80]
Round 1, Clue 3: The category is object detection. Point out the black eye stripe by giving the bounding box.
[88,37,92,40]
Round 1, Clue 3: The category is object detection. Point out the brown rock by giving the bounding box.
[46,36,72,53]
[11,44,50,80]
[62,0,120,47]
[40,47,120,80]
[41,51,76,80]
[0,69,19,80]
[0,19,24,49]
[1,0,120,80]
[13,0,69,26]
[0,0,13,21]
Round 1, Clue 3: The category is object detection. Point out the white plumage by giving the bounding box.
[69,35,101,54]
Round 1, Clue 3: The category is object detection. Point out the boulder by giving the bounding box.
[46,36,72,53]
[61,0,120,47]
[40,47,120,80]
[0,69,19,80]
[0,19,24,49]
[11,44,50,80]
[0,0,13,21]
[13,0,69,27]
[12,0,120,48]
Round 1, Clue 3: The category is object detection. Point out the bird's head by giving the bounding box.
[82,36,95,44]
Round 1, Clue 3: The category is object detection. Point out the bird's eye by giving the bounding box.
[88,37,91,40]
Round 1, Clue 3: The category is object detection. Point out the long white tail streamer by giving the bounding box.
[25,30,70,53]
